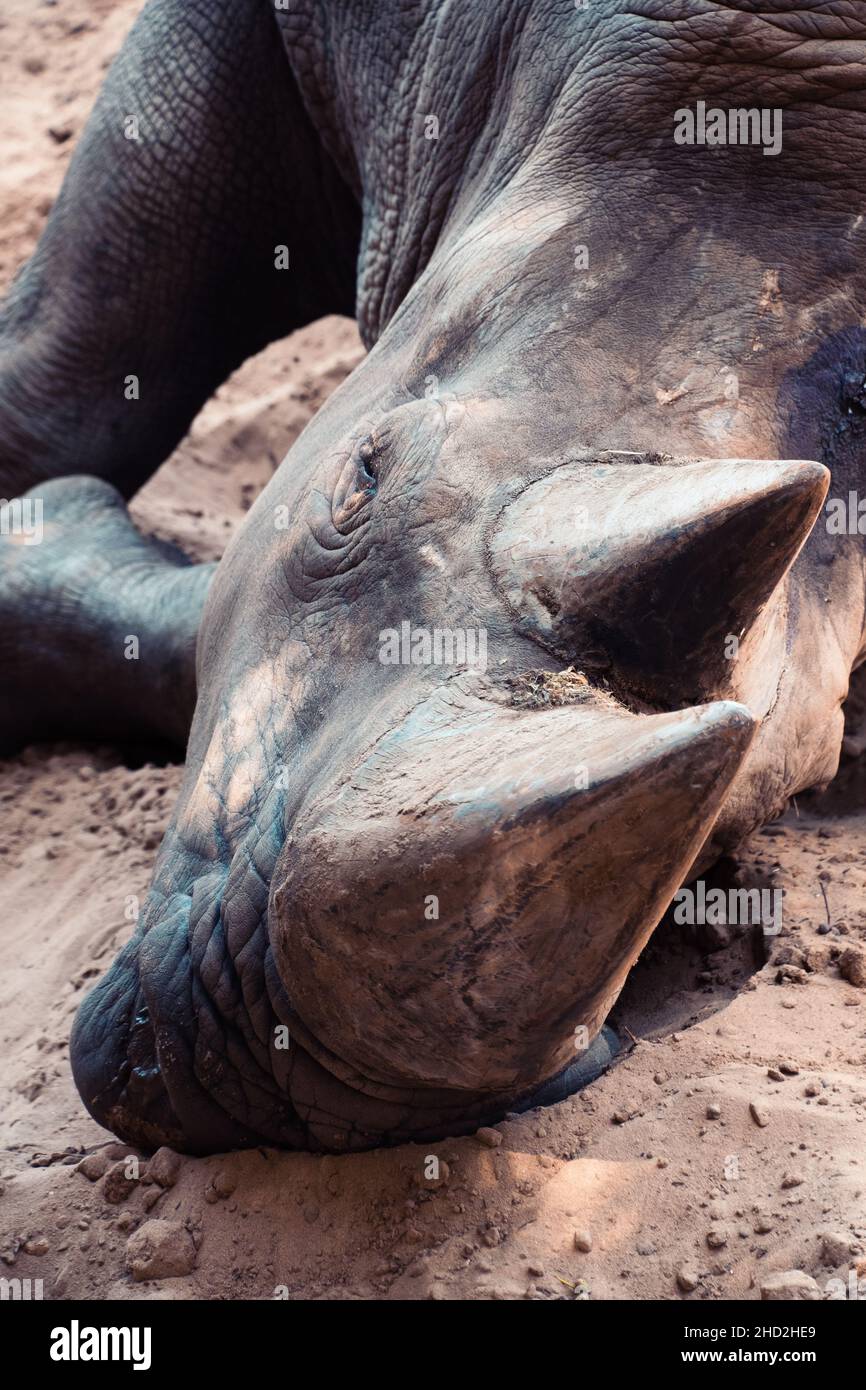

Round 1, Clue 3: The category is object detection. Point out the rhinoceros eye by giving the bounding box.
[356,438,381,492]
[331,435,386,531]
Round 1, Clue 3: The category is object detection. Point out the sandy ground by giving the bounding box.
[1,0,865,1302]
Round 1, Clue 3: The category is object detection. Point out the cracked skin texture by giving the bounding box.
[0,0,861,1150]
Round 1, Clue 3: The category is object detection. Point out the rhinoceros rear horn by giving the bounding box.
[270,686,755,1096]
[491,454,829,706]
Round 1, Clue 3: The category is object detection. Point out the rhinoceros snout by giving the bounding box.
[72,894,275,1154]
[70,933,187,1152]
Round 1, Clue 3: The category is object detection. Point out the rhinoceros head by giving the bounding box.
[71,330,842,1154]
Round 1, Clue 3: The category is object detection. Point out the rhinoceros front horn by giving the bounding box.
[270,685,755,1097]
[491,454,829,706]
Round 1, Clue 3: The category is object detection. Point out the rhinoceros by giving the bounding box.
[1,0,864,1152]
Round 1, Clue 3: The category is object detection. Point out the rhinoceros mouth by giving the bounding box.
[71,871,314,1154]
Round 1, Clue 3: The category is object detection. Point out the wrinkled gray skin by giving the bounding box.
[2,0,866,1152]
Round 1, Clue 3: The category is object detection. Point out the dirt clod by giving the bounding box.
[839,945,866,987]
[125,1220,197,1282]
[147,1148,182,1189]
[102,1160,137,1205]
[759,1270,821,1301]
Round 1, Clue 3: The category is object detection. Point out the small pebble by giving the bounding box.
[781,1172,805,1189]
[75,1150,112,1183]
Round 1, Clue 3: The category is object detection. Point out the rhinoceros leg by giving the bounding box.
[0,477,214,750]
[0,0,358,500]
[0,0,359,747]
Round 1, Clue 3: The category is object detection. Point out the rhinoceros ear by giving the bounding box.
[490,455,829,706]
[270,684,755,1096]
